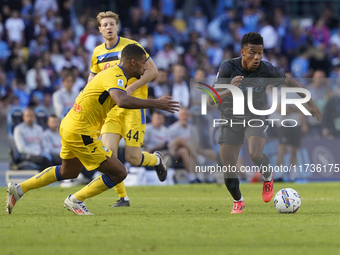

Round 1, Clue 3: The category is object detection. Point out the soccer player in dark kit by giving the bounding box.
[210,32,321,213]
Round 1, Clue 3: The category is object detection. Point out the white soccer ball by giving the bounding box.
[273,188,301,213]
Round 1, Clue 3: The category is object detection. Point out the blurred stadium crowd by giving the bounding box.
[1,0,340,182]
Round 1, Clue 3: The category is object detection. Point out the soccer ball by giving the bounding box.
[273,188,301,213]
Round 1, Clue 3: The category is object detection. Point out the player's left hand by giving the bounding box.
[308,100,322,122]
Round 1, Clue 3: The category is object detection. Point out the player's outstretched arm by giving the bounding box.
[110,90,180,113]
[283,75,322,122]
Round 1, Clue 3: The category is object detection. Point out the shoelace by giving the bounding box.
[233,202,243,211]
[79,202,90,213]
[264,183,272,192]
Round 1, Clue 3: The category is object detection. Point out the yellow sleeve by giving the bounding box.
[103,74,127,93]
[90,49,101,74]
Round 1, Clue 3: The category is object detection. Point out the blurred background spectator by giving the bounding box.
[276,73,309,181]
[167,108,194,181]
[42,114,62,165]
[26,58,51,93]
[305,70,331,137]
[52,71,77,118]
[13,107,53,170]
[171,64,189,111]
[144,111,168,153]
[322,85,340,139]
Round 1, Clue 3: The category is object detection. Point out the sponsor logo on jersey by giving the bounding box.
[104,63,110,70]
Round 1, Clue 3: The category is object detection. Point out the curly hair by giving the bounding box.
[121,44,146,61]
[241,32,263,48]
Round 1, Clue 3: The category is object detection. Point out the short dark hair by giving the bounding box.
[121,44,146,61]
[152,110,164,116]
[62,71,75,82]
[24,107,35,113]
[49,114,58,118]
[241,32,263,48]
[17,77,26,84]
[299,45,308,55]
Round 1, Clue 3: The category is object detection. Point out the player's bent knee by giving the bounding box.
[249,151,263,163]
[119,170,128,182]
[113,167,128,183]
[104,165,127,184]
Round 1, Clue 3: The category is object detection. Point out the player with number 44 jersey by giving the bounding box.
[88,11,167,207]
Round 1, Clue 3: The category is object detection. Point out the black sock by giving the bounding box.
[224,177,241,201]
[254,153,271,179]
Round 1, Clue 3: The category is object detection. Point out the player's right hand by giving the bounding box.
[307,100,322,123]
[157,96,181,113]
[231,76,244,87]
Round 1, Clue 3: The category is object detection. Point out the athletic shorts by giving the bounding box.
[218,119,268,145]
[278,126,302,147]
[59,127,112,170]
[101,107,146,148]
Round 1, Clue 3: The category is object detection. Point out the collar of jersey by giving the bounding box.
[117,64,128,80]
[105,36,120,50]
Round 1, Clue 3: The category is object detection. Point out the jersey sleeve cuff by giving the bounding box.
[90,71,97,75]
[109,88,127,93]
[146,56,150,62]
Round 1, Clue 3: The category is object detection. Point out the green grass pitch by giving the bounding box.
[1,182,340,255]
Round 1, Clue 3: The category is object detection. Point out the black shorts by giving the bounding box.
[218,120,268,145]
[278,126,302,147]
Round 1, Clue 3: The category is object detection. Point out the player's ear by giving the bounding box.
[130,58,136,66]
[240,48,245,57]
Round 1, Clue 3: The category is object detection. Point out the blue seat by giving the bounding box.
[34,107,49,129]
[7,106,24,136]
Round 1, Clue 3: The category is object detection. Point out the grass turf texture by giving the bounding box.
[1,182,340,255]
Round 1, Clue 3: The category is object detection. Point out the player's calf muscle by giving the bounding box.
[125,153,142,166]
[60,159,83,179]
[125,146,143,166]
